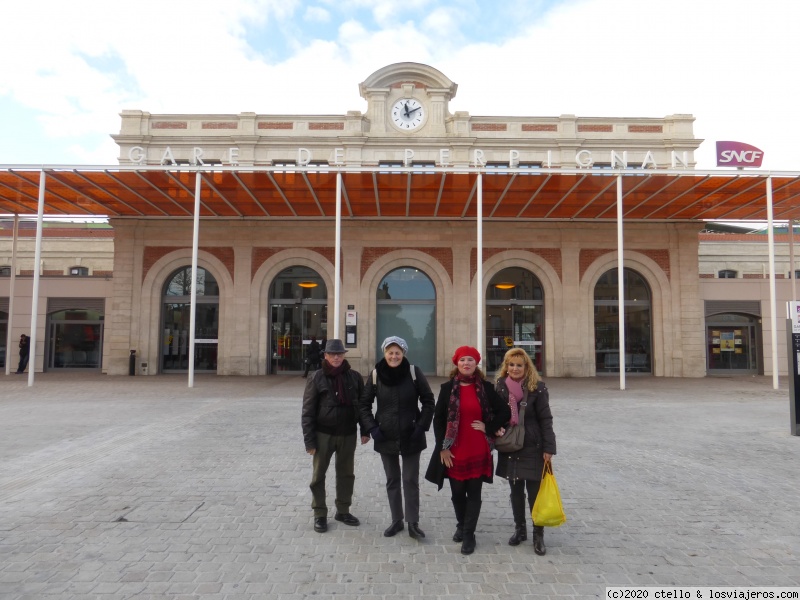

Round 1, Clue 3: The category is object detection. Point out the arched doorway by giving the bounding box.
[485,267,544,373]
[161,266,219,373]
[269,266,327,374]
[594,268,652,374]
[375,267,436,374]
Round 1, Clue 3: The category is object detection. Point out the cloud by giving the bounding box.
[1,0,798,168]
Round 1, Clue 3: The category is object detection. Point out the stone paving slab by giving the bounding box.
[0,372,798,599]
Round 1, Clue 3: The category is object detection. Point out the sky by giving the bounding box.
[1,0,798,170]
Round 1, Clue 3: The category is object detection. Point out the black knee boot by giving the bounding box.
[508,492,528,546]
[451,498,466,542]
[533,525,546,555]
[461,499,481,555]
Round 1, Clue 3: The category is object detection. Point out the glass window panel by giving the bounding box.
[164,267,219,296]
[594,268,652,373]
[376,267,436,372]
[270,266,327,300]
[487,267,543,301]
[377,268,435,300]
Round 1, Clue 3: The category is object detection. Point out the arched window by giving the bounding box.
[376,267,436,373]
[486,267,544,373]
[161,266,219,373]
[594,268,652,374]
[718,269,737,279]
[268,266,327,374]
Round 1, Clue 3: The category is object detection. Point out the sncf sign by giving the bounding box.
[716,141,764,168]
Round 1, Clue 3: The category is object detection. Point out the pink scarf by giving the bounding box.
[505,377,524,426]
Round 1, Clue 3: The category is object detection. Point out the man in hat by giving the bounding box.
[301,338,368,533]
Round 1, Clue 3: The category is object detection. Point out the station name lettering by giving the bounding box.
[127,146,690,170]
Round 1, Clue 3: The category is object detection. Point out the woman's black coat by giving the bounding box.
[424,378,511,490]
[494,378,557,482]
[359,358,435,456]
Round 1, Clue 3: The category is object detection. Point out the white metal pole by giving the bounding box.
[616,175,626,391]
[766,177,778,390]
[790,219,797,302]
[188,173,201,388]
[334,171,342,340]
[477,173,484,366]
[28,171,46,386]
[5,215,19,375]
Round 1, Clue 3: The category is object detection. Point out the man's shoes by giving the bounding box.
[383,520,404,537]
[334,512,360,526]
[408,522,425,539]
[313,517,328,533]
[452,524,464,542]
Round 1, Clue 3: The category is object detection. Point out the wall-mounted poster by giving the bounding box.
[720,331,735,351]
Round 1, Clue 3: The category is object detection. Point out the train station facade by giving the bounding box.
[3,63,799,379]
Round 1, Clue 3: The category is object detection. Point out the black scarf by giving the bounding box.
[376,357,411,386]
[323,359,352,405]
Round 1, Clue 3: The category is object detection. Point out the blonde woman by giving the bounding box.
[495,348,556,555]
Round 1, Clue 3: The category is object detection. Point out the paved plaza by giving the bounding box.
[0,372,798,599]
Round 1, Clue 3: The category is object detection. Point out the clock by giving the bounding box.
[391,98,425,131]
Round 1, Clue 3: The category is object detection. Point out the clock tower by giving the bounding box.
[359,62,457,136]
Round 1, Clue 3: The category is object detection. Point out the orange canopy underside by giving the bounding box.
[1,168,798,221]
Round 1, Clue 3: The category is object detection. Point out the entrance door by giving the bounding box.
[268,266,328,374]
[485,267,544,374]
[706,314,758,373]
[270,302,327,373]
[46,309,104,370]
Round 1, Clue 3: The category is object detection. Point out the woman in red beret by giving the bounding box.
[424,346,510,555]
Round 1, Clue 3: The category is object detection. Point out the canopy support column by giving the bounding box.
[616,175,626,390]
[28,171,46,386]
[188,173,201,388]
[790,219,797,302]
[766,177,778,389]
[4,215,19,375]
[476,173,484,365]
[334,171,342,340]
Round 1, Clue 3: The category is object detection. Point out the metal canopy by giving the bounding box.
[2,166,799,221]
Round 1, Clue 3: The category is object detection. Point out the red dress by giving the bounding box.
[446,384,494,481]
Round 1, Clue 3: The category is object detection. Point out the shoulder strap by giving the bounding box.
[410,364,416,382]
[372,369,377,386]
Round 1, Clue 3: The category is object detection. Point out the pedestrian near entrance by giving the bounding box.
[424,345,510,555]
[302,336,321,378]
[359,336,435,540]
[15,334,30,374]
[495,348,556,555]
[301,338,368,533]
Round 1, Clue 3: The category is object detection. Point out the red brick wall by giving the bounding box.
[152,121,188,129]
[309,123,345,130]
[258,122,293,130]
[361,247,453,282]
[471,123,508,132]
[577,124,613,133]
[201,122,238,129]
[522,124,558,132]
[628,125,663,133]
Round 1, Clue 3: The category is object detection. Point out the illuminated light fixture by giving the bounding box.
[298,281,318,288]
[494,283,516,290]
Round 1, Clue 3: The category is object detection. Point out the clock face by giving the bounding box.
[391,98,425,131]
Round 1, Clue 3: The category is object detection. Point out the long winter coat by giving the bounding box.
[359,358,435,456]
[301,362,364,451]
[424,379,511,490]
[494,378,557,482]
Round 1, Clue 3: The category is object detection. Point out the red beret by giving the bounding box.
[452,345,481,365]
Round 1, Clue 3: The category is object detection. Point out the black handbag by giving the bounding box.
[494,400,526,453]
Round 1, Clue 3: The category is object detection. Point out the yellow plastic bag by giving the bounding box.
[532,461,566,527]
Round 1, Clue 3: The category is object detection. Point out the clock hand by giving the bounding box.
[404,102,411,118]
[407,106,421,116]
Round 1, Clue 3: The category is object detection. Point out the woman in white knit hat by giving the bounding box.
[359,336,435,540]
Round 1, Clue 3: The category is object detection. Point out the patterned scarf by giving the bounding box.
[323,359,352,405]
[443,373,492,450]
[505,377,524,426]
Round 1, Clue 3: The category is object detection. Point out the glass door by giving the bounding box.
[270,301,327,373]
[47,319,103,370]
[485,303,543,373]
[707,317,758,373]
